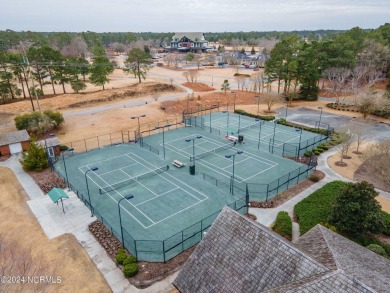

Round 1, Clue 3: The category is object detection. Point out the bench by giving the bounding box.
[227,135,238,142]
[172,160,185,168]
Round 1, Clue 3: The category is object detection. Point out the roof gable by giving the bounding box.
[173,32,205,42]
[174,208,329,293]
[0,130,29,146]
[295,225,390,293]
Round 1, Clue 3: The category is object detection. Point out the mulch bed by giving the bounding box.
[0,155,11,162]
[88,219,195,288]
[250,170,325,208]
[27,168,66,193]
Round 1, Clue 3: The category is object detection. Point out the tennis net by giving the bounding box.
[239,120,265,132]
[190,142,236,162]
[99,165,169,194]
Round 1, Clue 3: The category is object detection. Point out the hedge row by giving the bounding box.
[272,211,292,240]
[294,181,348,235]
[234,109,275,121]
[276,118,329,135]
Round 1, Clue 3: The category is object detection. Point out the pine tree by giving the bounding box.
[19,139,49,171]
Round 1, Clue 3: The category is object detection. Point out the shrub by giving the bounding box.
[381,211,390,236]
[367,244,388,257]
[313,150,321,155]
[14,110,64,134]
[123,263,139,278]
[304,151,312,157]
[59,144,69,151]
[309,174,320,182]
[19,138,49,171]
[123,255,137,266]
[115,253,127,265]
[320,144,329,150]
[43,110,64,127]
[272,211,292,240]
[234,109,275,121]
[116,248,126,255]
[294,181,348,235]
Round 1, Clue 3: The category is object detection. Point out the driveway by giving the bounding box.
[275,107,390,142]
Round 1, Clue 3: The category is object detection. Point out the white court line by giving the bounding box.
[99,162,140,176]
[135,187,180,206]
[221,156,252,170]
[78,165,153,229]
[164,143,246,182]
[79,153,135,170]
[125,154,207,202]
[130,153,209,201]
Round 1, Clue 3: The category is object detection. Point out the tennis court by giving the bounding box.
[53,143,246,261]
[53,111,326,262]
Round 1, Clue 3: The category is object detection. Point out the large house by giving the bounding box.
[165,33,212,53]
[174,207,390,293]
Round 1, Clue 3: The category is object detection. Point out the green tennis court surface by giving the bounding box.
[53,112,327,262]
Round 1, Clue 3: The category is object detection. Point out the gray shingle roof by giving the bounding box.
[37,137,60,148]
[295,225,390,293]
[173,207,329,293]
[265,271,375,293]
[173,33,206,42]
[0,130,29,146]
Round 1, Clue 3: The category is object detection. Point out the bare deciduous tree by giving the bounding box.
[363,139,390,187]
[235,76,248,91]
[189,70,199,83]
[323,67,351,104]
[349,120,371,154]
[334,126,354,165]
[354,90,380,120]
[182,71,190,82]
[262,93,282,112]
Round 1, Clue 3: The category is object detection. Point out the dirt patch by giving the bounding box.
[245,213,257,221]
[182,82,215,92]
[161,90,265,115]
[88,220,193,288]
[250,170,325,208]
[355,161,390,193]
[0,167,110,292]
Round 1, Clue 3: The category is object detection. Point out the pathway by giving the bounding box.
[0,155,176,293]
[249,148,390,235]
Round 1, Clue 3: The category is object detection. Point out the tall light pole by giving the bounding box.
[284,101,288,121]
[155,124,171,160]
[237,112,241,135]
[225,150,244,193]
[223,110,230,136]
[131,114,146,136]
[255,119,262,149]
[231,91,236,112]
[255,95,260,116]
[118,194,134,246]
[318,106,323,129]
[62,147,74,189]
[185,135,202,165]
[84,167,98,217]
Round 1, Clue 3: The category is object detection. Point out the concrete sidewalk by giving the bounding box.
[0,155,176,293]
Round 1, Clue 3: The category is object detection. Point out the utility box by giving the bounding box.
[189,163,195,175]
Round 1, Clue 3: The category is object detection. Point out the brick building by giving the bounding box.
[0,130,30,156]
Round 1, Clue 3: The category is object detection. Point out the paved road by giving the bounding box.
[274,106,390,142]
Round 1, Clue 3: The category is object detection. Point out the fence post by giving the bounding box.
[134,241,138,259]
[121,131,124,143]
[163,241,166,263]
[266,185,269,202]
[84,139,87,152]
[110,133,112,146]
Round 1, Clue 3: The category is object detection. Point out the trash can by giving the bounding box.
[238,135,244,143]
[189,163,195,175]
